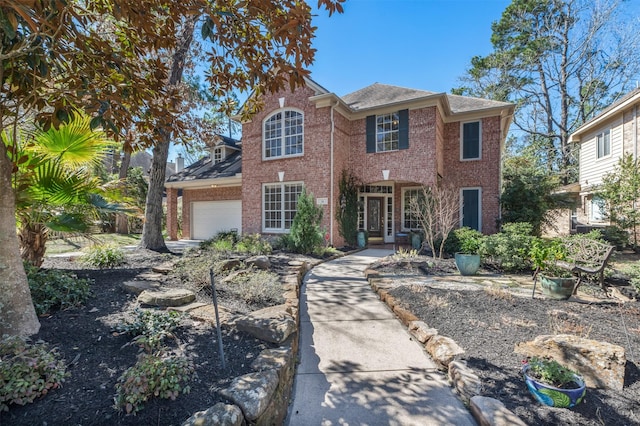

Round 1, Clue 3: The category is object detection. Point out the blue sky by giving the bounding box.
[309,0,512,96]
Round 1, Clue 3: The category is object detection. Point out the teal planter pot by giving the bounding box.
[539,275,575,300]
[411,233,422,250]
[357,231,366,248]
[454,253,481,276]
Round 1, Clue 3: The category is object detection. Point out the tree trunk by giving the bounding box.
[18,222,49,268]
[0,139,40,337]
[140,15,197,251]
[115,148,132,234]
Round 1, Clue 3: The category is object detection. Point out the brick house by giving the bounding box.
[165,78,514,246]
[547,88,640,235]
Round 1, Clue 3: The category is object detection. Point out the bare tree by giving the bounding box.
[409,185,460,259]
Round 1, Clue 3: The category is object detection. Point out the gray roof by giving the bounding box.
[340,83,511,113]
[579,87,640,130]
[166,150,241,183]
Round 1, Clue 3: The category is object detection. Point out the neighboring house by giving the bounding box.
[165,79,514,246]
[549,88,640,235]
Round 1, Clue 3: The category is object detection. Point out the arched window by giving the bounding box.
[263,109,304,159]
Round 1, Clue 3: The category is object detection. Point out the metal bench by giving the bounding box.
[555,237,615,294]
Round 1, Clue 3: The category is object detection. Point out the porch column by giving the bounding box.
[166,187,179,240]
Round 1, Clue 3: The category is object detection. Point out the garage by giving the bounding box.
[191,200,242,240]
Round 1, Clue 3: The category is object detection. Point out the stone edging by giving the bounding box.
[364,269,528,426]
[182,258,319,426]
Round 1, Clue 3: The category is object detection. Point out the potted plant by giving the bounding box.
[530,239,576,300]
[453,227,483,276]
[522,357,586,408]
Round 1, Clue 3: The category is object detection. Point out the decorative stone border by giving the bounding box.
[365,269,528,426]
[182,258,319,426]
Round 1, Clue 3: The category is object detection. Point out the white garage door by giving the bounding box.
[191,200,242,240]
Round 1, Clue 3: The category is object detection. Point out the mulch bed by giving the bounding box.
[381,257,640,426]
[0,249,284,426]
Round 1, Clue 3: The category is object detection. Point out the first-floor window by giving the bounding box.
[402,187,423,231]
[263,182,304,232]
[590,196,606,222]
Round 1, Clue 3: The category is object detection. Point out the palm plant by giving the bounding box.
[6,115,128,266]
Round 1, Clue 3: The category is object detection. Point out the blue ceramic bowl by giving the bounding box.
[522,364,586,408]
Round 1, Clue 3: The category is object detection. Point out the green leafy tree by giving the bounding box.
[598,154,640,249]
[455,0,640,183]
[289,189,324,254]
[0,0,344,337]
[336,170,360,247]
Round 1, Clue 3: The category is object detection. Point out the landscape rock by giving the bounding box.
[138,288,196,307]
[514,334,626,390]
[408,321,438,344]
[136,272,165,281]
[152,262,175,274]
[121,280,160,295]
[168,302,208,313]
[219,370,279,421]
[448,360,482,404]
[251,347,293,378]
[246,255,271,270]
[393,305,419,326]
[188,304,236,325]
[219,258,242,272]
[425,335,465,367]
[236,305,296,344]
[221,270,250,284]
[182,402,244,426]
[469,396,527,426]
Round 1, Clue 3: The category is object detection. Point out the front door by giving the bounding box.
[367,197,383,238]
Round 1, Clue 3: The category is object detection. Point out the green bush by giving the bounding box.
[115,309,182,352]
[451,227,484,254]
[25,263,92,315]
[82,244,125,268]
[235,233,272,255]
[600,226,628,249]
[479,222,535,272]
[289,188,324,254]
[114,353,195,414]
[0,337,69,412]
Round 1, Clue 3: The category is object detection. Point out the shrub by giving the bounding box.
[115,309,182,352]
[82,244,125,268]
[114,353,195,414]
[480,222,535,272]
[451,227,484,254]
[289,188,324,254]
[225,269,284,309]
[25,263,92,315]
[600,225,628,249]
[0,337,69,412]
[235,233,272,255]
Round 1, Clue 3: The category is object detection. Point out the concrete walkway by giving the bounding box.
[286,249,476,426]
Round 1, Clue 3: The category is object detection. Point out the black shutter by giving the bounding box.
[398,109,409,150]
[462,122,480,159]
[366,115,376,153]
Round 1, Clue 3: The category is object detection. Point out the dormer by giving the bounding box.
[209,134,241,165]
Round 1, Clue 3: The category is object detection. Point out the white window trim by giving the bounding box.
[401,186,423,231]
[460,120,482,161]
[459,187,482,232]
[213,147,224,164]
[262,181,304,233]
[595,129,611,160]
[262,107,304,161]
[375,112,400,153]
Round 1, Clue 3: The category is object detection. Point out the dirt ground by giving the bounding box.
[376,256,640,426]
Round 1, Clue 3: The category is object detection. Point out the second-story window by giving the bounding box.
[596,129,610,159]
[461,121,481,160]
[213,147,223,164]
[263,109,304,159]
[376,113,399,152]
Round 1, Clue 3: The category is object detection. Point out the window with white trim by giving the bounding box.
[402,187,423,231]
[596,129,610,159]
[213,147,223,164]
[263,182,304,232]
[263,109,303,159]
[461,121,481,160]
[376,112,399,152]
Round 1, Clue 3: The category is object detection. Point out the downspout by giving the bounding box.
[330,101,338,245]
[634,105,638,160]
